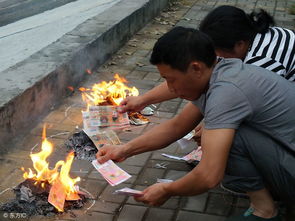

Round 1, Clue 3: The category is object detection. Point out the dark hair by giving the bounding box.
[150,27,216,71]
[199,5,275,50]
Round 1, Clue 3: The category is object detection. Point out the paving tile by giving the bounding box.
[205,193,234,216]
[89,201,121,214]
[229,207,247,216]
[143,72,162,81]
[164,170,188,181]
[136,167,166,185]
[180,192,208,212]
[117,205,147,221]
[176,210,226,221]
[235,197,250,208]
[70,159,93,171]
[147,159,192,171]
[99,183,131,203]
[79,179,106,199]
[145,208,175,221]
[122,152,151,167]
[42,110,67,124]
[157,100,181,113]
[78,212,114,221]
[118,165,143,175]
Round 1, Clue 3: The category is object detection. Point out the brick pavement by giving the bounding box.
[0,0,294,220]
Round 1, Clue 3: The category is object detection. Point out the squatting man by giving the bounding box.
[96,27,295,221]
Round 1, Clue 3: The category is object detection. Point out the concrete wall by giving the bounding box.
[0,0,171,151]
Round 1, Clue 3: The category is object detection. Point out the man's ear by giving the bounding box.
[235,40,246,50]
[189,61,202,78]
[234,40,249,59]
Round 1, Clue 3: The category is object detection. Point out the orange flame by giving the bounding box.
[22,126,80,210]
[79,73,139,107]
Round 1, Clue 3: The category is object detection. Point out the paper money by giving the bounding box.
[89,106,129,127]
[94,130,121,146]
[183,130,196,140]
[177,130,196,149]
[183,146,202,162]
[113,187,143,197]
[92,160,131,186]
[157,178,173,183]
[48,179,66,212]
[82,106,130,135]
[161,153,185,161]
[161,146,202,162]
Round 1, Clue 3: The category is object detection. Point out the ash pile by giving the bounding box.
[65,130,98,162]
[0,179,87,217]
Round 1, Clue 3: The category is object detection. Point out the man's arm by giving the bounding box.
[134,128,235,205]
[166,128,235,195]
[123,102,202,157]
[97,102,203,163]
[141,82,178,105]
[120,82,178,113]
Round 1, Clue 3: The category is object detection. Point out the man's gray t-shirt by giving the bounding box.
[193,58,295,152]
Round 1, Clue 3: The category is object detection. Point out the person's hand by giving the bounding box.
[119,96,146,113]
[134,183,171,206]
[96,144,127,164]
[193,121,204,146]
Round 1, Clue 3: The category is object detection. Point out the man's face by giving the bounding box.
[157,63,210,101]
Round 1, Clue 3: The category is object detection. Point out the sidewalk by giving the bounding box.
[0,0,294,220]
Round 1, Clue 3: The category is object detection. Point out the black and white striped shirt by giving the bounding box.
[244,27,295,81]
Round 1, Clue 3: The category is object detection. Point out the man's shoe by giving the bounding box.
[226,208,282,221]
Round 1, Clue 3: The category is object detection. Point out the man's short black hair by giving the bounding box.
[150,27,216,72]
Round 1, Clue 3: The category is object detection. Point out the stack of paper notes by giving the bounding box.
[92,160,131,186]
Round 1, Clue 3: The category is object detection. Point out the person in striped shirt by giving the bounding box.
[118,6,295,114]
[200,5,295,82]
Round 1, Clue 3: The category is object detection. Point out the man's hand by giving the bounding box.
[119,96,146,113]
[134,183,171,206]
[96,144,127,164]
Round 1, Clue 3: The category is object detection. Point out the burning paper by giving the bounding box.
[79,73,139,107]
[48,179,67,212]
[113,187,143,197]
[92,160,131,186]
[128,112,149,125]
[21,126,81,212]
[66,130,121,162]
[65,130,98,161]
[79,73,151,131]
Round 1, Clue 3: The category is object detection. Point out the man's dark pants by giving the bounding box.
[222,124,295,203]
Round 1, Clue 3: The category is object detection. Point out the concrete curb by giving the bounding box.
[0,0,171,149]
